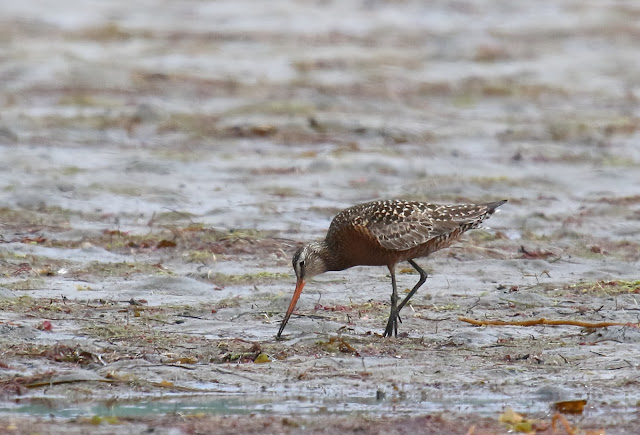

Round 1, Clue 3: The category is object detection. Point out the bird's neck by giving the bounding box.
[315,239,349,272]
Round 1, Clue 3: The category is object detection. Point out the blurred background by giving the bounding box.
[2,0,639,231]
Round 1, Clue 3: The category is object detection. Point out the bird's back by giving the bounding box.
[325,199,505,268]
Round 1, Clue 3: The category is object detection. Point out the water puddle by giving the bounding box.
[0,390,551,419]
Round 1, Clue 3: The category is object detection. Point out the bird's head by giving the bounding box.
[291,242,328,282]
[277,242,328,338]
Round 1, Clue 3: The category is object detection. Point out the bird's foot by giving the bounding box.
[382,311,402,337]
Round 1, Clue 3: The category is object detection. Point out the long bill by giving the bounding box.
[276,278,306,338]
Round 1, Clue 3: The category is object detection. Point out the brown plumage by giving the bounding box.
[277,199,507,338]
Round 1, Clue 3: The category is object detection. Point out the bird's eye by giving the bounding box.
[299,260,305,267]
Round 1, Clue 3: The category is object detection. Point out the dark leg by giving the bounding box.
[397,259,428,313]
[383,265,399,337]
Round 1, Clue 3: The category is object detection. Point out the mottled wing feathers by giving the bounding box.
[331,200,505,252]
[369,219,451,251]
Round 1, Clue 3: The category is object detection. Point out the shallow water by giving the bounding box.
[0,390,561,418]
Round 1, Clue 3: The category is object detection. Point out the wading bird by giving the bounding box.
[277,199,506,338]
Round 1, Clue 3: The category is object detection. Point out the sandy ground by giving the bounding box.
[1,0,640,433]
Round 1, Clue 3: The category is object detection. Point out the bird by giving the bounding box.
[276,199,507,338]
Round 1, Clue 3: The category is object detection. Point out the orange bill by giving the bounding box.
[276,278,306,338]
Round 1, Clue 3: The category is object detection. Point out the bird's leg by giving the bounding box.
[397,259,428,316]
[383,265,399,337]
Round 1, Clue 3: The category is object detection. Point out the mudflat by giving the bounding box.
[1,1,640,433]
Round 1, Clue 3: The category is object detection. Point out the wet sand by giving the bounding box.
[1,0,640,433]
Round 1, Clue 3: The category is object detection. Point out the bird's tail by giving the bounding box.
[484,199,508,214]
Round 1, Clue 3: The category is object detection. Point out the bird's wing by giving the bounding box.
[367,203,494,251]
[368,219,454,251]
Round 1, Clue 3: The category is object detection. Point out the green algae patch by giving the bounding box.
[567,280,640,296]
[0,206,73,232]
[74,261,169,280]
[211,271,290,286]
[3,279,47,291]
